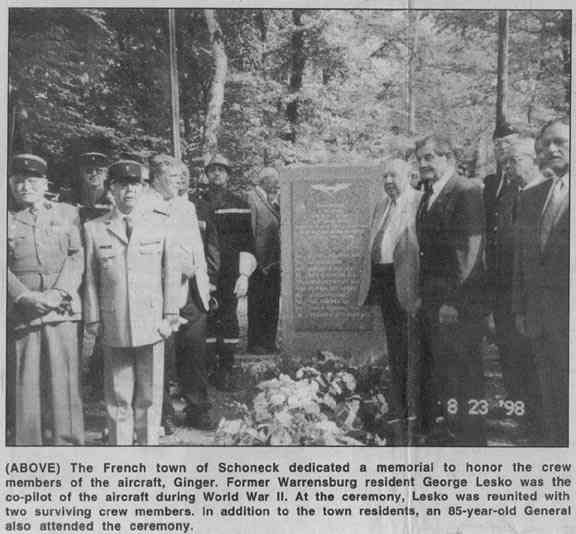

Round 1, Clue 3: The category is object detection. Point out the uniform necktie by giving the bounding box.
[124,215,133,240]
[540,177,567,250]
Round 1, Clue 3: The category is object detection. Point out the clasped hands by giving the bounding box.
[18,289,72,316]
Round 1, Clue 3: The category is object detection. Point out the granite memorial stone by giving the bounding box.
[280,166,386,360]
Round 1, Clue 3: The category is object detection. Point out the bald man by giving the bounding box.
[358,158,422,442]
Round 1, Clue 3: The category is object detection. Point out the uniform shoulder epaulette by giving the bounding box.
[152,203,170,216]
[90,211,113,225]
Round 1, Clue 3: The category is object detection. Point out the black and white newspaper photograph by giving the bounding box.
[1,1,575,533]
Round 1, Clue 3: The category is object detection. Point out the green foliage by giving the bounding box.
[9,8,569,187]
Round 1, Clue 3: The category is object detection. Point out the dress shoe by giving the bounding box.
[162,416,176,436]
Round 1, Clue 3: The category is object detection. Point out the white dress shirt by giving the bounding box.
[427,168,454,209]
[376,187,420,264]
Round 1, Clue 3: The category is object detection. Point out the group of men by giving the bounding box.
[481,118,568,447]
[7,151,282,446]
[364,119,569,446]
[6,117,569,448]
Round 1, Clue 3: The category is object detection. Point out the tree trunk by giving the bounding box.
[168,9,181,160]
[407,7,418,136]
[202,9,227,160]
[255,10,268,42]
[285,9,306,143]
[560,10,571,106]
[496,11,509,130]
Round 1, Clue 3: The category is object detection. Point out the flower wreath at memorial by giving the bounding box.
[214,351,392,446]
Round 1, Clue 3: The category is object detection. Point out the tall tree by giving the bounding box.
[285,9,306,143]
[202,9,228,159]
[496,10,510,130]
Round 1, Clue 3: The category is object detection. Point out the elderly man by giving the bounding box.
[244,167,281,354]
[7,154,84,445]
[484,124,543,442]
[513,118,569,446]
[147,154,213,430]
[415,135,487,446]
[203,154,256,390]
[358,158,421,443]
[84,160,180,445]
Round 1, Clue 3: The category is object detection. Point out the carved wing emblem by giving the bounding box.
[311,183,351,196]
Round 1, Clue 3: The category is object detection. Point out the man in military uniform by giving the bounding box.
[203,154,256,390]
[84,160,181,445]
[76,152,113,220]
[7,154,85,445]
[74,152,113,404]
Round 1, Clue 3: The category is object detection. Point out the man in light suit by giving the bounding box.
[244,167,281,354]
[147,154,213,430]
[7,154,85,445]
[415,135,487,446]
[513,118,569,446]
[84,160,180,445]
[357,158,421,442]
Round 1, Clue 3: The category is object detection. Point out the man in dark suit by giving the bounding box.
[415,135,487,446]
[484,125,543,442]
[513,118,569,446]
[244,167,281,354]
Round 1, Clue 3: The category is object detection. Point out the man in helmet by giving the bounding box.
[202,154,256,390]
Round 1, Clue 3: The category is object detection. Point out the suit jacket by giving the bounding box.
[483,172,517,297]
[512,178,569,338]
[357,188,422,314]
[142,191,210,311]
[416,173,486,317]
[244,187,280,271]
[7,201,84,327]
[83,206,180,348]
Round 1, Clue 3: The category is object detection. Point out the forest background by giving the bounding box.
[8,8,571,190]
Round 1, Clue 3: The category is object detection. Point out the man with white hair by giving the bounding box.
[483,123,543,442]
[244,167,281,354]
[357,158,421,443]
[147,154,212,430]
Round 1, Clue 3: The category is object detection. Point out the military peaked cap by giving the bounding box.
[11,154,47,176]
[108,160,145,184]
[79,152,109,168]
[493,121,519,140]
[205,154,231,172]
